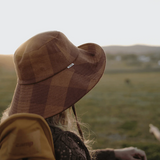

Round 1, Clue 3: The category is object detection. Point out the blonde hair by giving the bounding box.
[0,106,10,124]
[46,108,93,151]
[0,106,93,151]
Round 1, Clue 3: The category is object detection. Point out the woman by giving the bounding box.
[1,31,147,160]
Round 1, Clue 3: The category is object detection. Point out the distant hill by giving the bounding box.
[1,44,160,71]
[0,55,14,71]
[102,45,160,54]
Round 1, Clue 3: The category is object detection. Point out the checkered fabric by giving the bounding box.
[9,31,106,118]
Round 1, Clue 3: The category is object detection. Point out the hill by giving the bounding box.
[0,55,14,71]
[1,44,160,72]
[102,45,160,54]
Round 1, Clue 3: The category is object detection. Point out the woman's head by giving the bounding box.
[9,31,106,118]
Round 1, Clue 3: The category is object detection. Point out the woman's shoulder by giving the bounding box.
[49,126,116,160]
[49,125,85,149]
[49,125,91,160]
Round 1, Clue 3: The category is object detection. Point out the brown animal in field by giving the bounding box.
[125,78,130,84]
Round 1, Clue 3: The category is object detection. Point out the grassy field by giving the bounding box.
[0,58,160,159]
[76,72,160,159]
[0,70,16,113]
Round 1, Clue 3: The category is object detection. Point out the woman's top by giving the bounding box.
[49,125,116,160]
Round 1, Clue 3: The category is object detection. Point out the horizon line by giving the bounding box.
[1,43,160,55]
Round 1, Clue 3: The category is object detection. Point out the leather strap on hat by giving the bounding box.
[72,105,84,141]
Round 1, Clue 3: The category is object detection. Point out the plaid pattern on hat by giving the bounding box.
[9,31,106,118]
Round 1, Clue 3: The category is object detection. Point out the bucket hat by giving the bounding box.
[9,31,106,119]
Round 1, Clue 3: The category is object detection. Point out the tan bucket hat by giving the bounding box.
[9,31,106,119]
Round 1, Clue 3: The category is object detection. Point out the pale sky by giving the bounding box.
[0,0,160,55]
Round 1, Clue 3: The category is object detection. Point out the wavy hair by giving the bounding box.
[46,107,93,151]
[0,106,10,124]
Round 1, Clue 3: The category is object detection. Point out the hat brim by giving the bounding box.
[9,43,106,118]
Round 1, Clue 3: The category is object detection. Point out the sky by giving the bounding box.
[0,0,160,55]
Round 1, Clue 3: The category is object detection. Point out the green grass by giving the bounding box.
[76,72,160,159]
[0,68,160,160]
[0,69,16,114]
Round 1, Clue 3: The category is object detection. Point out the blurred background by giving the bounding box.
[0,1,160,159]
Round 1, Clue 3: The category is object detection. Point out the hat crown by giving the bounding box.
[14,31,78,84]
